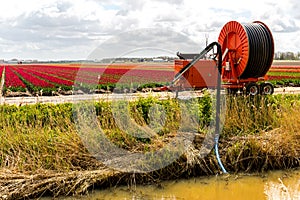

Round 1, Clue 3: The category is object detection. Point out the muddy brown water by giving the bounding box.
[52,169,299,200]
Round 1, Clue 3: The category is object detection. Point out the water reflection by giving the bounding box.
[59,169,299,200]
[264,177,299,200]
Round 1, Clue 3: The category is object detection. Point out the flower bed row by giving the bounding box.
[11,66,55,88]
[19,67,74,86]
[4,66,26,90]
[0,66,3,80]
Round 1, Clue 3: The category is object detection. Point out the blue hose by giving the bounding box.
[215,138,228,173]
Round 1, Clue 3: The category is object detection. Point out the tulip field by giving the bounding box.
[1,63,174,96]
[1,62,300,96]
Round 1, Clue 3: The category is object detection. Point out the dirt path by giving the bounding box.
[0,87,300,105]
[273,87,300,94]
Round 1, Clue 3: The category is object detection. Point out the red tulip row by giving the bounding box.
[96,68,173,85]
[267,75,300,80]
[0,66,3,79]
[4,66,26,88]
[18,64,79,82]
[17,66,74,86]
[23,65,102,85]
[11,66,55,88]
[270,65,300,73]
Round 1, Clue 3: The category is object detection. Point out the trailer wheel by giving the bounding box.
[260,82,274,95]
[246,83,260,95]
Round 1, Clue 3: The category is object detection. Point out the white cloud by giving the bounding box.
[0,0,299,60]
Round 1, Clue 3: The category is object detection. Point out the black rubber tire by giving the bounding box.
[260,82,274,95]
[246,82,260,95]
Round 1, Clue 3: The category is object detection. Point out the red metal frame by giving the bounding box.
[173,59,269,90]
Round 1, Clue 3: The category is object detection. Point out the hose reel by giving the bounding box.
[218,21,274,79]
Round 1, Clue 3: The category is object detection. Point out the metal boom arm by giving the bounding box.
[171,42,222,86]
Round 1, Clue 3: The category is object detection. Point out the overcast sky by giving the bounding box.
[0,0,299,60]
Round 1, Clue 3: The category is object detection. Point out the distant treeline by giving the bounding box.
[274,51,300,60]
[4,52,300,64]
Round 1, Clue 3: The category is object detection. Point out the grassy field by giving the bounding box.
[0,93,299,199]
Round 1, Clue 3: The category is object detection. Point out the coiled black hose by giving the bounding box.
[240,22,274,79]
